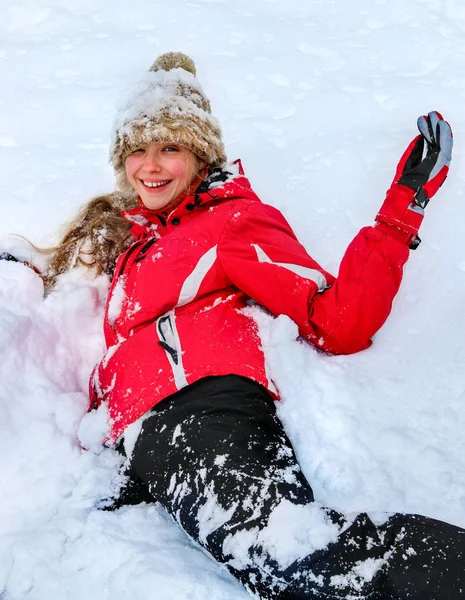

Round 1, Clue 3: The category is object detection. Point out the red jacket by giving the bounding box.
[89,161,410,443]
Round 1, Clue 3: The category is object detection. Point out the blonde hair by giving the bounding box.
[41,192,137,292]
[40,151,207,292]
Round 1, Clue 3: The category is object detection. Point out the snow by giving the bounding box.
[196,482,239,545]
[107,276,126,325]
[1,0,465,598]
[248,499,342,569]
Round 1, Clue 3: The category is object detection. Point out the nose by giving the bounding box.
[141,148,162,172]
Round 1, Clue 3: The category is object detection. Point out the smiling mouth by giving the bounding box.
[142,180,171,190]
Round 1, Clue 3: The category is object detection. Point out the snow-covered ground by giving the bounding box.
[1,0,465,598]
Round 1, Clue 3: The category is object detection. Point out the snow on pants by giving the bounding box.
[120,375,465,599]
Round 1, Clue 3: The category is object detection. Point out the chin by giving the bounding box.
[140,196,170,210]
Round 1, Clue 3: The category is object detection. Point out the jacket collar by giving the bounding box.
[121,160,260,240]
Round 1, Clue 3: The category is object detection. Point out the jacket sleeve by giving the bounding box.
[217,201,410,355]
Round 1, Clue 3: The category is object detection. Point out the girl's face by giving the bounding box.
[125,143,199,210]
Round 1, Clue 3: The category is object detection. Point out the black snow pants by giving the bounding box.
[115,375,465,600]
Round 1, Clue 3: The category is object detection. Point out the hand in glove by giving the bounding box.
[0,252,20,263]
[0,252,41,274]
[376,111,453,248]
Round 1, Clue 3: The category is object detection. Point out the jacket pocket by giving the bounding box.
[155,310,188,388]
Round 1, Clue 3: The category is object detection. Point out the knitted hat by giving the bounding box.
[110,52,226,195]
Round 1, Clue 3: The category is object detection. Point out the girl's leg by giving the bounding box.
[129,375,465,600]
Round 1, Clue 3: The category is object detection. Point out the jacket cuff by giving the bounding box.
[374,222,417,247]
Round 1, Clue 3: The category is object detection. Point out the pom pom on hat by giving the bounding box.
[110,51,226,196]
[150,52,197,76]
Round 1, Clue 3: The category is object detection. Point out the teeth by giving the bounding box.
[143,180,170,188]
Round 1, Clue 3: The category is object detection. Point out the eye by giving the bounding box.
[163,145,179,153]
[130,148,145,155]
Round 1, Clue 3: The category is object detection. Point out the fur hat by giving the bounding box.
[110,52,226,195]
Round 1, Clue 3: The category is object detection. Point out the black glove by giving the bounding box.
[0,252,41,274]
[396,111,453,209]
[376,111,453,248]
[0,252,20,262]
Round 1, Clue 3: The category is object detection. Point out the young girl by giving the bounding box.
[10,52,465,599]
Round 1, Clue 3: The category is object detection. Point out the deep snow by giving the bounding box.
[1,0,465,598]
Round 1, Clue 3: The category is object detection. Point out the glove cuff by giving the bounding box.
[375,183,424,237]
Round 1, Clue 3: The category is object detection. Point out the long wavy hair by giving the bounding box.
[40,191,137,292]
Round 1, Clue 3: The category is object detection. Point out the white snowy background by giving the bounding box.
[1,0,465,598]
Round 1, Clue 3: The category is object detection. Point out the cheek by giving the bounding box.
[125,156,141,183]
[170,157,192,180]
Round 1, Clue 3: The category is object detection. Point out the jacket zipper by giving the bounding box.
[135,238,158,263]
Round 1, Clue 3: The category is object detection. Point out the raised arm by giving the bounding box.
[218,112,452,355]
